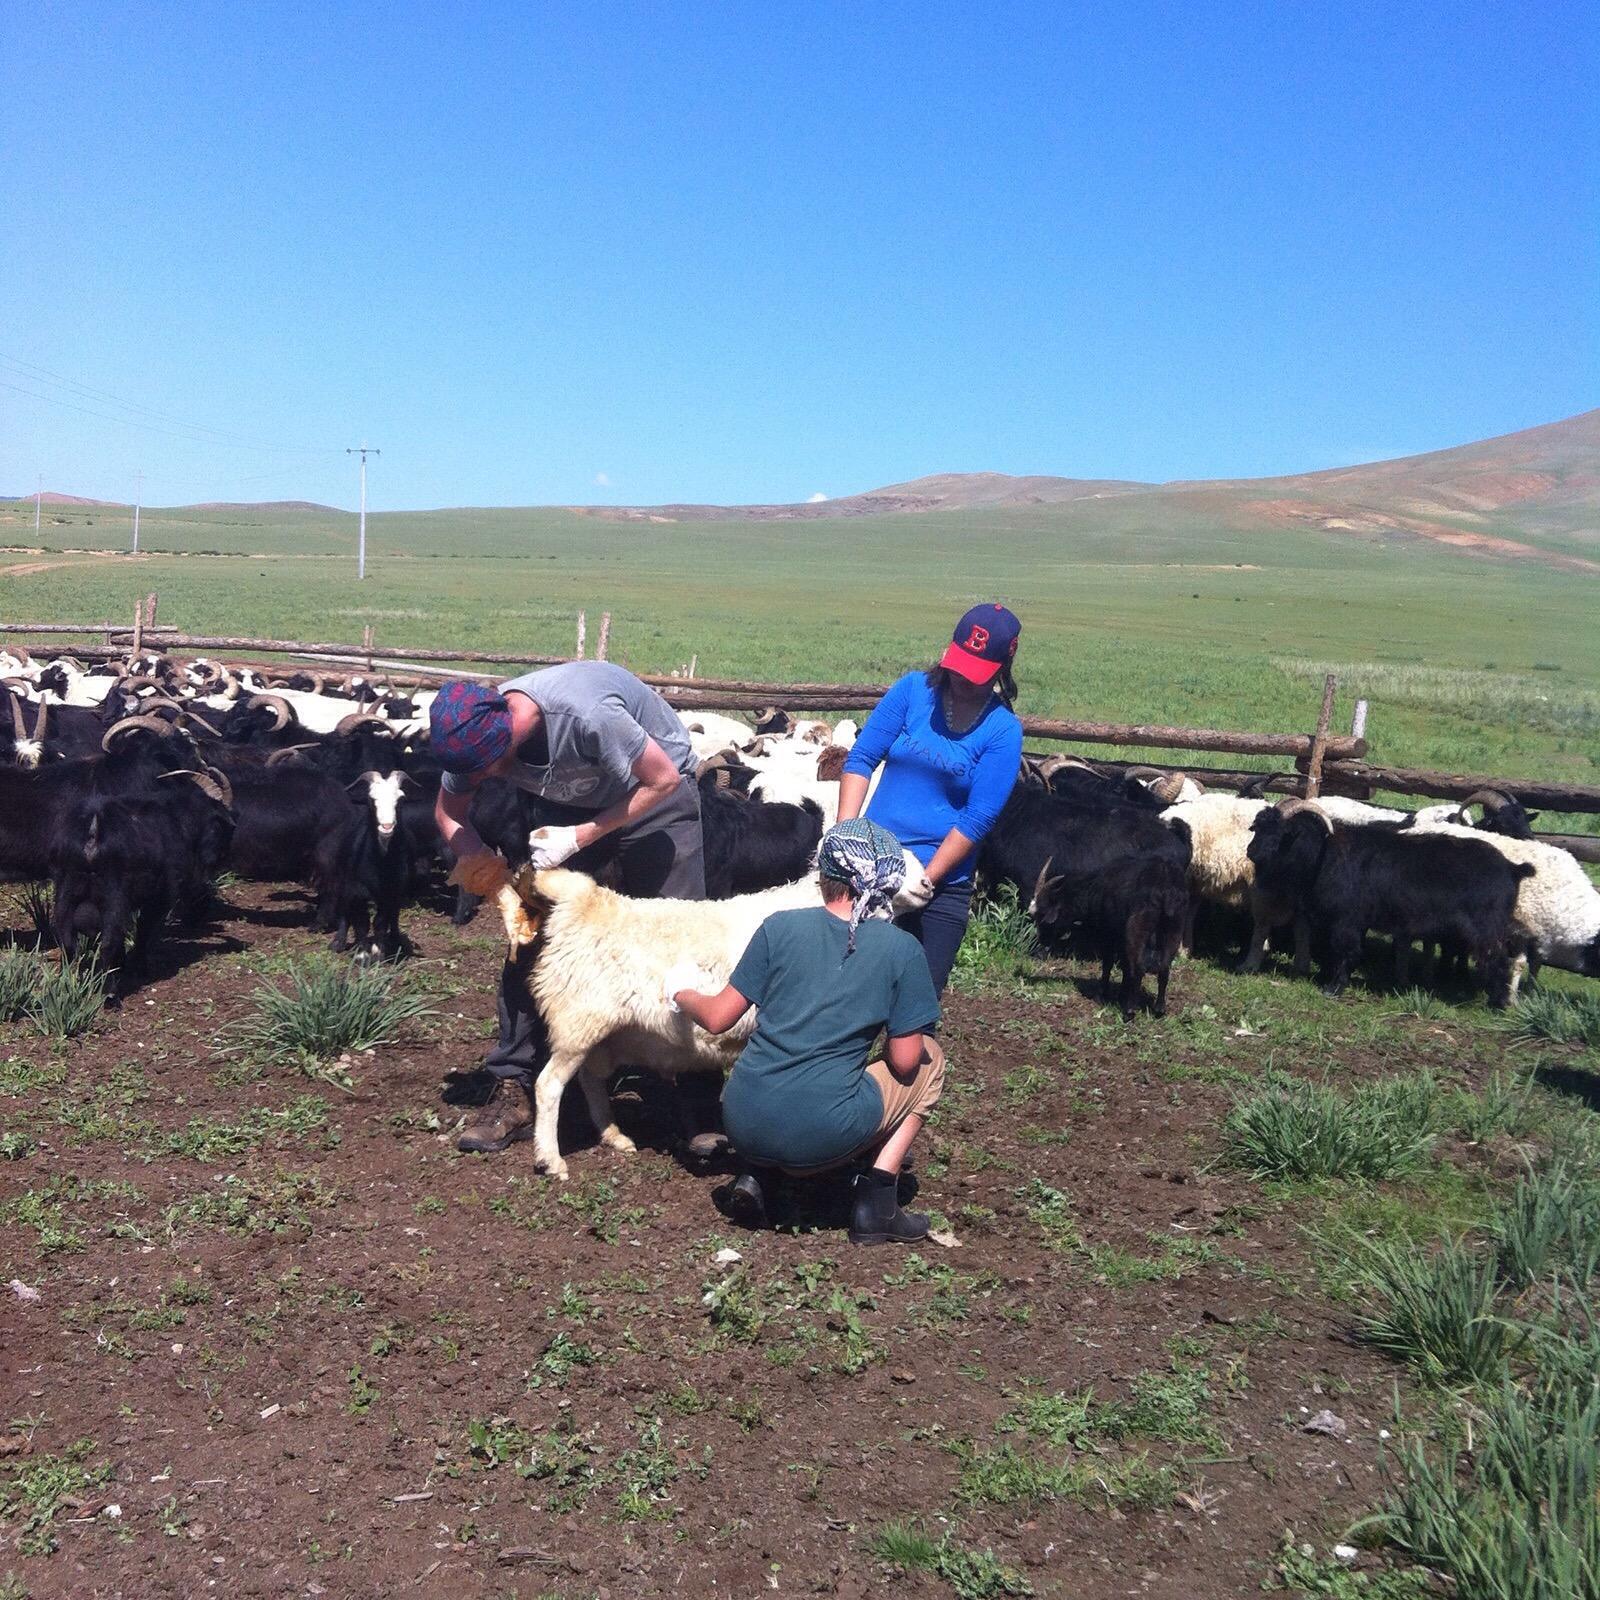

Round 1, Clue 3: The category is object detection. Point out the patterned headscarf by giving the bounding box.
[430,681,513,775]
[818,818,908,953]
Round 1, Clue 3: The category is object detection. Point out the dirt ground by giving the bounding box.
[0,883,1504,1598]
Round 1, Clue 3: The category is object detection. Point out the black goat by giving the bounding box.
[1247,803,1533,1005]
[1033,853,1189,1020]
[979,782,1190,909]
[700,788,823,898]
[49,774,233,992]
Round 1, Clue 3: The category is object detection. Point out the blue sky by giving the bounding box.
[3,1,1595,510]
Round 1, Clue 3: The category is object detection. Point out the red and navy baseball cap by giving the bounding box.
[429,681,513,775]
[940,603,1021,685]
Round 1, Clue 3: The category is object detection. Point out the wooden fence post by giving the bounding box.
[363,625,374,675]
[130,600,144,660]
[1303,674,1338,798]
[1351,699,1368,742]
[576,611,587,660]
[597,612,611,662]
[144,592,159,631]
[688,654,697,679]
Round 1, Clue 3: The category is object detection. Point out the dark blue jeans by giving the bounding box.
[895,879,974,999]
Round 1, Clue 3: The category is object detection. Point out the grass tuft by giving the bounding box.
[1505,988,1600,1051]
[222,958,434,1073]
[1223,1074,1438,1181]
[953,884,1038,988]
[867,1521,1033,1598]
[1348,1234,1517,1386]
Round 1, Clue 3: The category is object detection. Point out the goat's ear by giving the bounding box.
[1526,810,1540,823]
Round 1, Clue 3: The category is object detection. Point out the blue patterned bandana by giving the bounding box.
[818,818,907,953]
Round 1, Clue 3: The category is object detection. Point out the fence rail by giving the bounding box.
[5,605,1599,837]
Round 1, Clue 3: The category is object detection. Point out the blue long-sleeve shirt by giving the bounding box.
[842,671,1024,885]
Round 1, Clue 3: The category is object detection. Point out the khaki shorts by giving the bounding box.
[864,1037,946,1140]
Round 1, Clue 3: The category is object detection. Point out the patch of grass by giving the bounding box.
[952,884,1038,989]
[0,1439,112,1555]
[0,952,109,1039]
[159,1096,329,1161]
[163,1168,336,1238]
[1086,1235,1218,1287]
[1272,1534,1432,1597]
[1494,1160,1600,1291]
[999,1360,1219,1450]
[1450,1071,1538,1142]
[868,1521,1034,1598]
[952,1438,1176,1511]
[1505,988,1600,1050]
[1017,1178,1081,1252]
[1223,1075,1439,1182]
[1376,1372,1600,1599]
[1347,1234,1518,1386]
[221,958,434,1075]
[613,1416,685,1522]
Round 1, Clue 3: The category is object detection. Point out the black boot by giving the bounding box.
[726,1171,767,1230]
[849,1169,930,1246]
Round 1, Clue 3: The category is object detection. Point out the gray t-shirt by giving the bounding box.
[441,661,695,809]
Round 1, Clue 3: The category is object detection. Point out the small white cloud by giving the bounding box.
[808,491,827,503]
[594,472,611,488]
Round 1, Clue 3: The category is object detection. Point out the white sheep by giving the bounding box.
[1160,792,1315,970]
[486,851,926,1179]
[678,710,756,759]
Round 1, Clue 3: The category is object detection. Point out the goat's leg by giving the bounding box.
[578,1068,636,1155]
[1393,940,1411,989]
[1153,962,1170,1018]
[532,1049,587,1181]
[1238,917,1270,974]
[1291,915,1313,977]
[1321,923,1361,997]
[1120,959,1139,1023]
[1507,949,1530,1004]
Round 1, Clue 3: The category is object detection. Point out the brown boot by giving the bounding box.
[456,1079,536,1153]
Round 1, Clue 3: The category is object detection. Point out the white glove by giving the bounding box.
[663,962,716,1013]
[527,825,582,870]
[890,865,936,916]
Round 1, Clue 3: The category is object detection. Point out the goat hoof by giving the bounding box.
[603,1131,637,1154]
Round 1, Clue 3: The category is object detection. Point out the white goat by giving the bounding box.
[488,852,925,1179]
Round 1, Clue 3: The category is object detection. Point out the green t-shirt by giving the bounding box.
[721,907,941,1170]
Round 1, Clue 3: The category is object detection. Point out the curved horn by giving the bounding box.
[8,692,25,742]
[31,697,47,745]
[265,742,319,766]
[1275,798,1332,829]
[334,712,392,737]
[101,713,176,750]
[178,708,223,737]
[54,654,84,672]
[1123,765,1167,782]
[1029,855,1057,915]
[158,768,233,808]
[1459,787,1513,814]
[0,677,33,695]
[245,694,293,731]
[6,645,29,665]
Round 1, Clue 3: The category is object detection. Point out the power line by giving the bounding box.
[0,355,342,456]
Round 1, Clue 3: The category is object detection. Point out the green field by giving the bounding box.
[5,496,1597,825]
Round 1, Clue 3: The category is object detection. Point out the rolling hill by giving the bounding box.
[576,408,1600,571]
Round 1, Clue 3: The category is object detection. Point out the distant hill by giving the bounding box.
[573,408,1600,572]
[186,500,341,513]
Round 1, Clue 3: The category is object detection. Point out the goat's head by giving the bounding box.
[349,769,410,844]
[1457,788,1537,840]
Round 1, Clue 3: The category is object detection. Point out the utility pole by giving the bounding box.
[346,445,380,580]
[132,470,143,555]
[34,474,41,536]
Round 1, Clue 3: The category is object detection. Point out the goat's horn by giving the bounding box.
[1030,855,1056,911]
[1275,798,1332,828]
[1460,788,1513,813]
[101,713,176,750]
[159,768,232,807]
[32,697,47,744]
[245,694,293,731]
[7,645,30,664]
[265,743,318,766]
[8,692,25,742]
[334,712,391,737]
[179,709,223,737]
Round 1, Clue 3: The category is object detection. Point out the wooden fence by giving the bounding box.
[4,600,1598,861]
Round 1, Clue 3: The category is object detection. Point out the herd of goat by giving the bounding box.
[1,648,1597,1025]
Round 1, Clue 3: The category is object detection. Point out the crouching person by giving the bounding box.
[668,820,943,1245]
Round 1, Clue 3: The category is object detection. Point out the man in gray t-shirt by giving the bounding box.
[430,662,705,1153]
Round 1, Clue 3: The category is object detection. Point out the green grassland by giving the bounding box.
[4,496,1597,817]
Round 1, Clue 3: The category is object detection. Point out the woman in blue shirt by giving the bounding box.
[838,604,1025,993]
